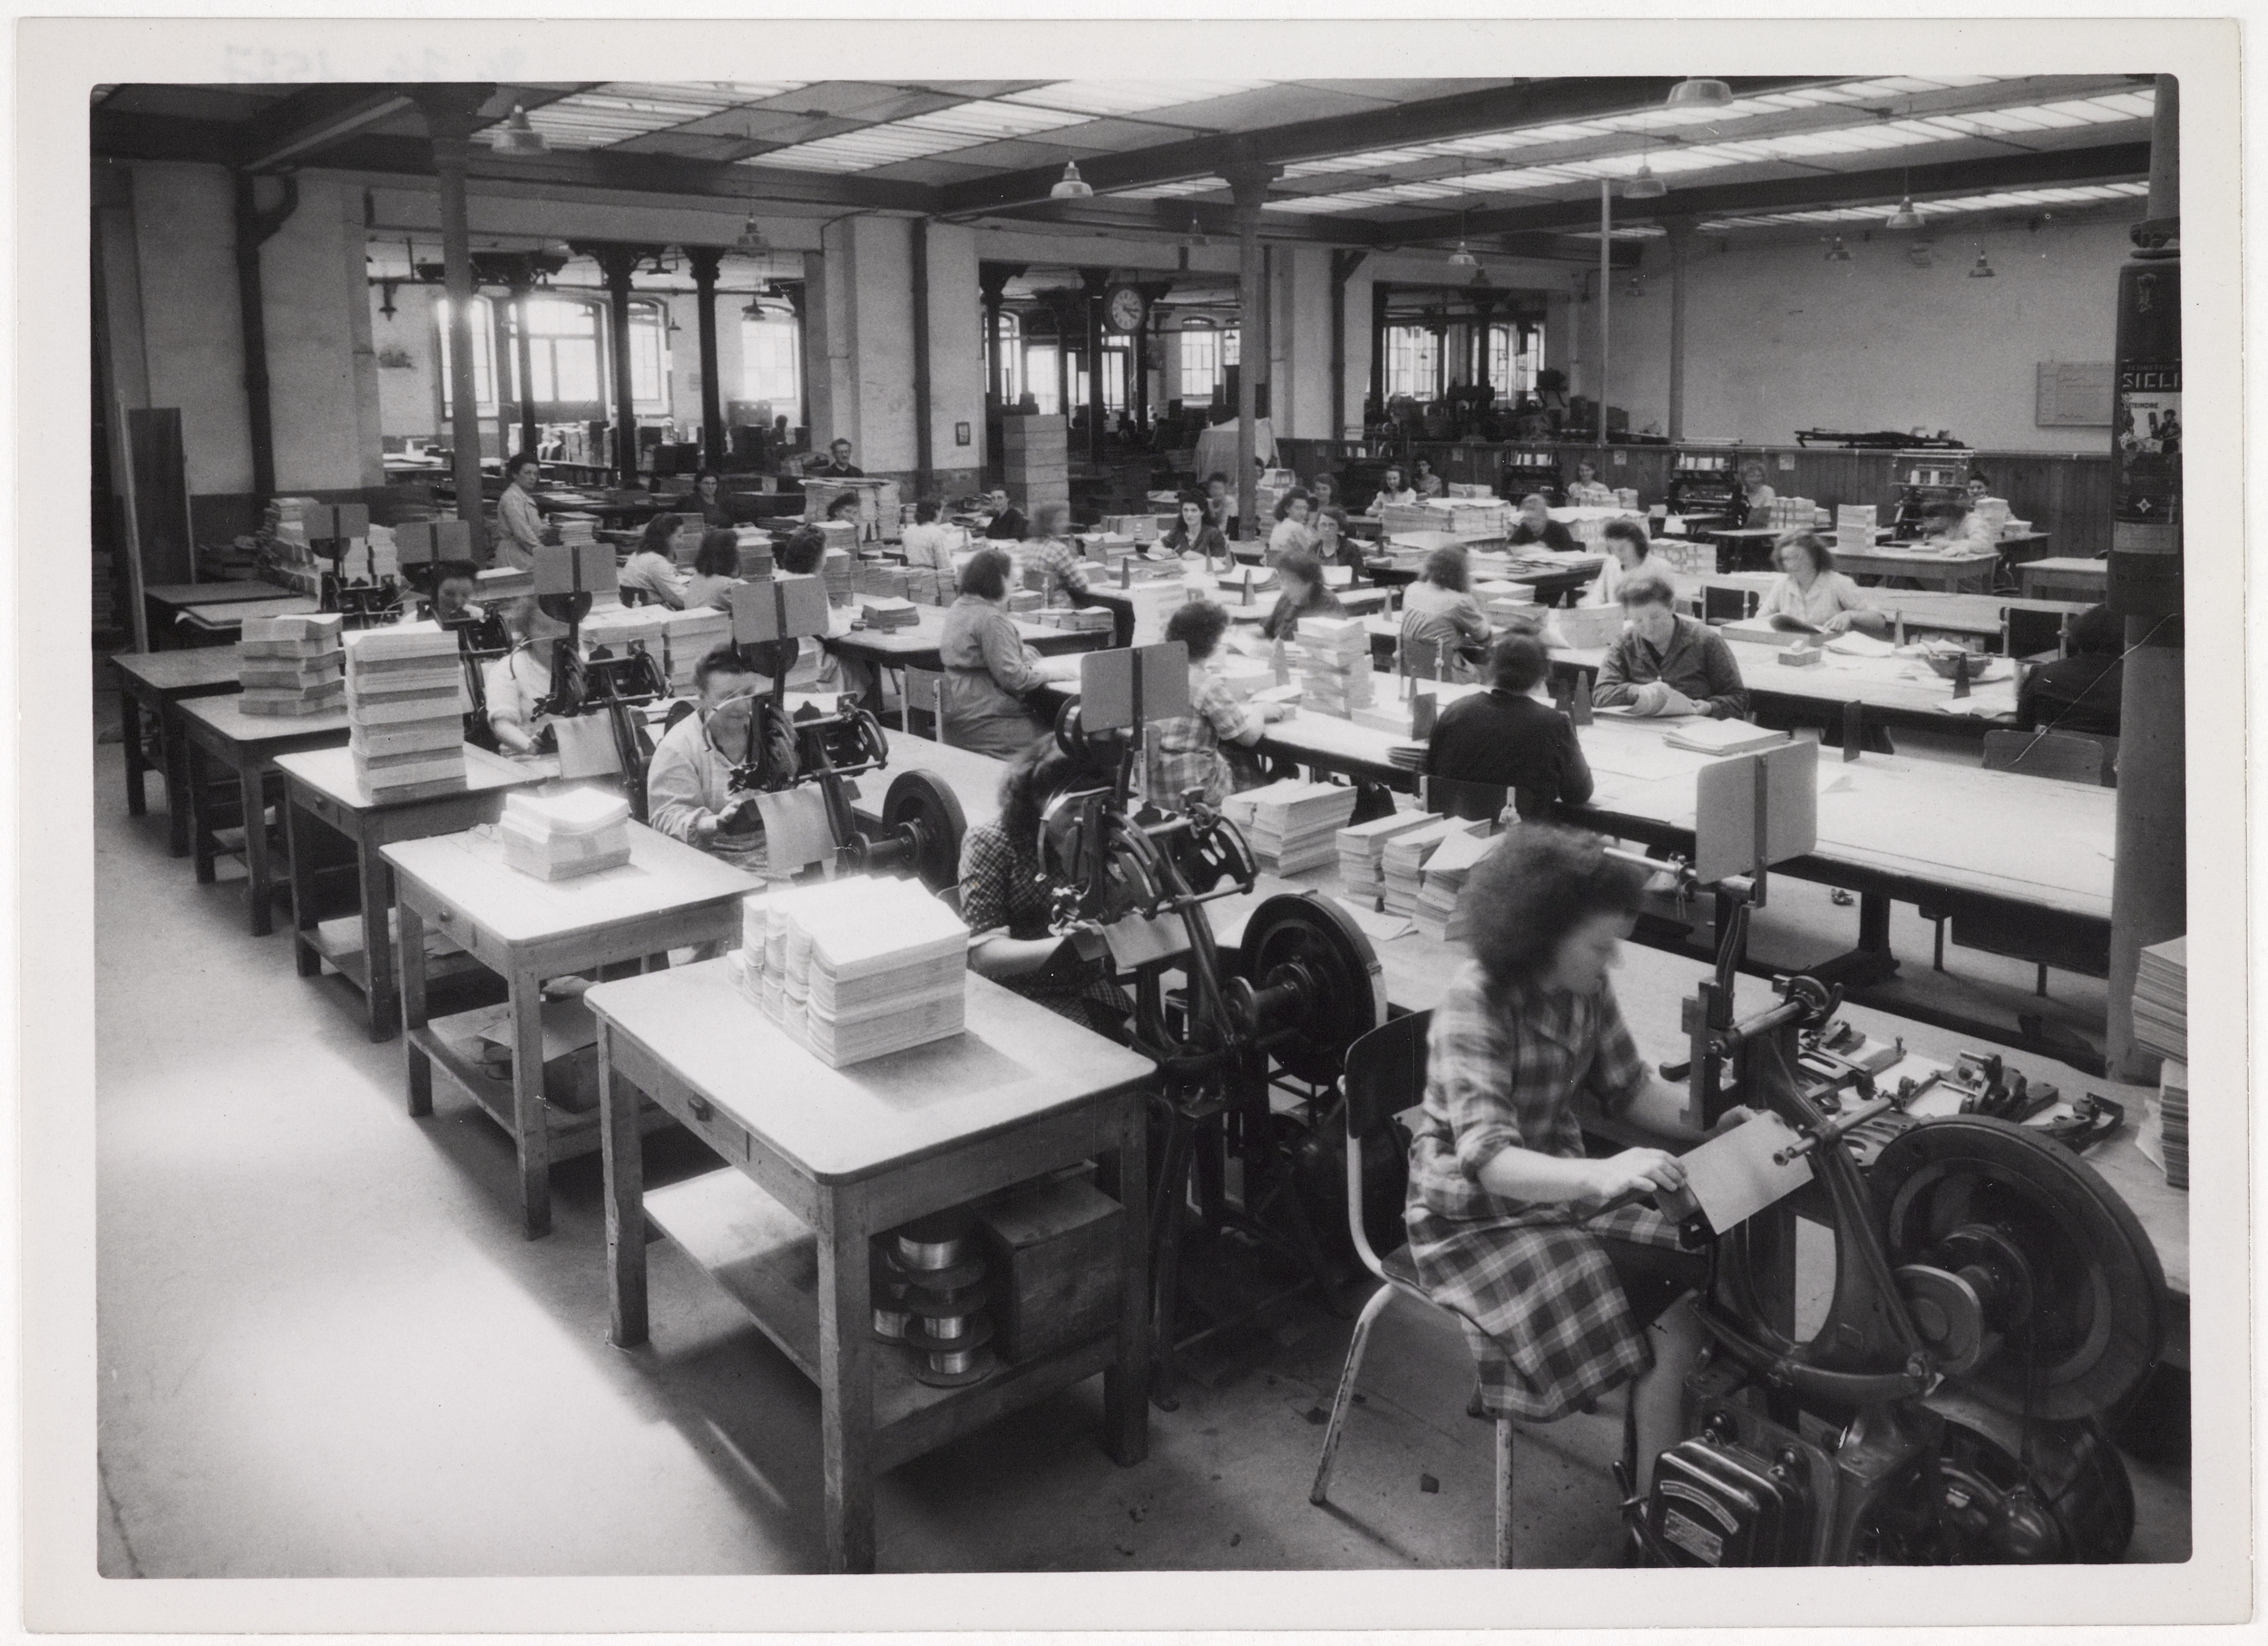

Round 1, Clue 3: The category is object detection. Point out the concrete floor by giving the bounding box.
[91,695,2183,1577]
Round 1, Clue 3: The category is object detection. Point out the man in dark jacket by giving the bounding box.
[981,485,1030,542]
[2018,603,2124,737]
[1422,633,1594,821]
[1593,573,1750,720]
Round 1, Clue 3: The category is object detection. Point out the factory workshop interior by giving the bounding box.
[62,36,2235,1617]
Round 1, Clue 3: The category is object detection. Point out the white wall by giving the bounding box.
[125,162,253,495]
[370,281,440,440]
[262,172,385,490]
[922,221,984,485]
[1606,217,2132,451]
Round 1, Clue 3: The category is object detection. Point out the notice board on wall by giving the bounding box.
[2036,361,2116,427]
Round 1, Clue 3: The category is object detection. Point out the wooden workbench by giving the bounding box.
[822,605,1108,685]
[111,644,246,856]
[383,822,753,1238]
[590,959,1156,1573]
[2019,555,2110,603]
[176,692,354,935]
[1833,544,2000,593]
[276,743,561,1041]
[142,580,290,648]
[174,593,323,647]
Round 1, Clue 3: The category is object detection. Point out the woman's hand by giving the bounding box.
[1587,1147,1687,1201]
[1820,612,1854,635]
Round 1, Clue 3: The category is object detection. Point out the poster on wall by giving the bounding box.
[2114,365,2182,529]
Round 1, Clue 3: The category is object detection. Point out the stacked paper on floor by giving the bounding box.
[662,608,733,694]
[1381,817,1489,916]
[1336,809,1442,903]
[1663,720,1790,756]
[239,611,345,714]
[499,786,631,881]
[1290,616,1374,717]
[2132,936,2186,1063]
[1225,779,1357,874]
[343,623,466,790]
[1413,828,1496,942]
[2157,1060,2187,1190]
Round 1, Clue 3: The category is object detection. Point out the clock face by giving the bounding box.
[1106,285,1146,332]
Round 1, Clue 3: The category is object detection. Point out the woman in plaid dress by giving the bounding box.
[1404,824,1722,1495]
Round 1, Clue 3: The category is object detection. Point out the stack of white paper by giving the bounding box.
[1291,616,1374,718]
[1381,817,1489,916]
[499,786,631,881]
[239,612,346,715]
[1663,720,1789,756]
[1380,499,1510,541]
[1413,828,1496,942]
[580,603,670,662]
[859,594,922,632]
[662,608,732,695]
[1835,505,1878,541]
[552,513,599,547]
[2133,936,2186,1064]
[1233,779,1357,874]
[2157,1059,2187,1190]
[1336,810,1442,904]
[747,877,970,1066]
[343,623,466,791]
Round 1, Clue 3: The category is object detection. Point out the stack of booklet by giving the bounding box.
[859,595,921,631]
[2133,936,2187,1064]
[239,612,346,716]
[343,624,466,793]
[1336,810,1443,905]
[1663,720,1789,756]
[734,877,970,1067]
[662,607,732,695]
[498,787,632,881]
[2156,1060,2188,1191]
[1291,616,1374,717]
[1381,817,1489,916]
[1412,828,1496,942]
[1229,779,1357,874]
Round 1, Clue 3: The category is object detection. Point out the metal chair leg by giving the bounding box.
[1933,918,1946,971]
[1493,1417,1518,1568]
[1308,1279,1399,1506]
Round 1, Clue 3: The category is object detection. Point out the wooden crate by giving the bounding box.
[973,1172,1123,1364]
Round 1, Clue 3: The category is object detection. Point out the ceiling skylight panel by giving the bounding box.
[1001,80,1274,115]
[1107,176,1226,199]
[894,99,1093,141]
[1279,148,1435,178]
[751,126,975,171]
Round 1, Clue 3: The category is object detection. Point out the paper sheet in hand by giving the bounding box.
[755,787,836,873]
[1677,1112,1813,1234]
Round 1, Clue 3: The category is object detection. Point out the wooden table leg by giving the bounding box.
[816,1190,877,1573]
[239,761,274,936]
[163,706,195,857]
[359,844,399,1042]
[120,681,148,817]
[599,1019,649,1348]
[1098,1099,1152,1467]
[511,970,553,1239]
[1841,700,1864,764]
[187,738,218,885]
[400,900,433,1118]
[284,793,323,979]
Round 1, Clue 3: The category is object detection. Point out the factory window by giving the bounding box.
[1025,345,1061,416]
[1490,322,1544,397]
[1101,338,1129,413]
[739,308,801,410]
[435,296,499,416]
[1179,323,1220,403]
[1384,325,1441,400]
[992,310,1023,404]
[516,297,603,407]
[629,300,670,412]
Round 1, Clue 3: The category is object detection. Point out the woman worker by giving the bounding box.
[1260,547,1349,642]
[1160,495,1230,569]
[1149,600,1291,808]
[1310,505,1363,572]
[960,737,1133,1038]
[1568,456,1616,506]
[679,528,745,612]
[618,513,689,609]
[1369,465,1419,513]
[1023,500,1094,608]
[1509,494,1578,553]
[1759,532,1888,635]
[1404,822,1732,1498]
[1268,488,1317,562]
[1738,460,1776,527]
[1399,544,1491,681]
[483,595,559,756]
[938,547,1055,757]
[1585,518,1655,606]
[1412,456,1447,498]
[897,497,961,577]
[687,469,734,531]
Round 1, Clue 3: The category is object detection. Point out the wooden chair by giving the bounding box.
[902,666,949,744]
[1702,584,1757,624]
[1421,774,1509,826]
[1308,1013,1520,1567]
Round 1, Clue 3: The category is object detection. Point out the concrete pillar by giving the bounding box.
[507,269,539,460]
[1330,250,1368,446]
[922,223,984,494]
[803,216,924,480]
[688,247,725,470]
[1596,180,1612,455]
[1225,161,1279,539]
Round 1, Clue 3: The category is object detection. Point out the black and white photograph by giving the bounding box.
[19,10,2251,1634]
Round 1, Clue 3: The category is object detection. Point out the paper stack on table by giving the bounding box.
[343,624,467,791]
[1413,827,1497,942]
[859,594,922,632]
[1381,499,1510,541]
[498,786,631,880]
[1291,616,1374,718]
[1663,720,1790,756]
[239,611,346,715]
[736,877,970,1066]
[580,603,670,663]
[2133,936,2186,1063]
[552,514,599,548]
[661,607,732,695]
[1227,779,1357,874]
[1381,817,1489,916]
[2156,1060,2188,1190]
[1335,809,1442,904]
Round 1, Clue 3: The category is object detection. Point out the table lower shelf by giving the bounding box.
[648,1166,1119,1473]
[301,914,484,996]
[413,1005,673,1161]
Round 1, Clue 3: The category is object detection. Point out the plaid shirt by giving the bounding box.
[1023,537,1091,607]
[958,818,1130,1033]
[1149,663,1260,808]
[1403,960,1686,1420]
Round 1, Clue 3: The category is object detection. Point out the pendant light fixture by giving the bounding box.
[1186,211,1208,248]
[1050,161,1094,200]
[731,211,767,257]
[1885,195,1925,231]
[1968,245,1997,279]
[1666,77,1733,112]
[1448,240,1480,269]
[1623,153,1667,200]
[1825,235,1853,262]
[1446,161,1479,266]
[489,105,549,155]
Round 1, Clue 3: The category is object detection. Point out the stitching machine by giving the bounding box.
[307,503,400,629]
[714,574,965,889]
[1041,644,1389,1406]
[394,520,508,749]
[527,544,671,819]
[1608,840,2166,1565]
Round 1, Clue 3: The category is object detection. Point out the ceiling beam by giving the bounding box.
[238,83,415,171]
[970,195,1358,249]
[934,77,1834,219]
[1393,140,2154,244]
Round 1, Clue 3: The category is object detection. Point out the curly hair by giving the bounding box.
[1421,544,1471,593]
[1164,598,1230,661]
[959,546,1012,601]
[775,525,827,576]
[1601,518,1650,559]
[693,527,741,578]
[639,512,684,558]
[1463,824,1648,994]
[996,736,1112,856]
[1775,530,1836,576]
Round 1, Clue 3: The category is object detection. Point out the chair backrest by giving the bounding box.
[1337,1013,1432,1275]
[1397,632,1447,681]
[1981,728,2106,787]
[1702,584,1754,624]
[903,665,948,744]
[1422,774,1508,825]
[2002,604,2067,660]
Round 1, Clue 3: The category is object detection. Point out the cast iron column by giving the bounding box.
[1080,266,1110,469]
[1224,160,1280,540]
[414,86,493,551]
[578,243,654,489]
[687,246,725,471]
